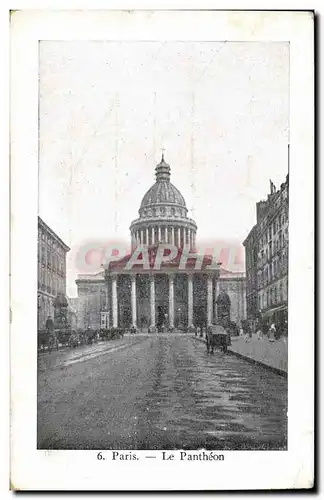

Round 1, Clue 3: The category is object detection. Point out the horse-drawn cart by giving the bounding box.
[206,324,231,354]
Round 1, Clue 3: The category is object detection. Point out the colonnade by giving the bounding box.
[131,225,196,250]
[109,273,216,330]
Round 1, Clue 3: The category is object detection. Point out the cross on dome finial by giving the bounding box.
[161,147,166,162]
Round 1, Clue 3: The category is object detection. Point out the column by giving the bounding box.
[150,275,156,330]
[151,227,155,245]
[112,274,118,328]
[188,274,193,328]
[169,274,174,330]
[214,278,219,323]
[105,279,110,327]
[164,226,167,243]
[178,227,181,248]
[171,227,175,245]
[146,228,149,245]
[189,229,192,250]
[97,286,101,329]
[131,274,137,327]
[141,229,144,244]
[207,274,213,326]
[158,226,161,242]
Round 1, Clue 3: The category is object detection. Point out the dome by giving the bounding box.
[140,182,186,210]
[139,155,187,217]
[130,153,197,251]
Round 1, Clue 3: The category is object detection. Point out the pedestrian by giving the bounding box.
[256,327,262,340]
[244,329,250,342]
[239,326,244,337]
[269,322,276,341]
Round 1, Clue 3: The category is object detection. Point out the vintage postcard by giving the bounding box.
[10,9,314,490]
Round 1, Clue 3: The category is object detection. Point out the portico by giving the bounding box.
[105,268,219,332]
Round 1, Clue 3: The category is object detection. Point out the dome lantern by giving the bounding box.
[155,153,171,182]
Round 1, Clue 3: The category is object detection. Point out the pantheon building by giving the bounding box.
[76,155,246,331]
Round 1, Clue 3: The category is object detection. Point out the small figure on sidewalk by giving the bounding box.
[268,322,277,342]
[239,326,244,337]
[244,331,251,342]
[256,327,263,340]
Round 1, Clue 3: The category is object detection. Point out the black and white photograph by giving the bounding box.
[37,39,289,452]
[10,9,314,490]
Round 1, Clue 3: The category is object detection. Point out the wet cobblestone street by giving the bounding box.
[38,334,287,450]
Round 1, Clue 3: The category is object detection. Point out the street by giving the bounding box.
[38,334,287,450]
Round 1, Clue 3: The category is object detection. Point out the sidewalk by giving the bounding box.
[193,334,288,376]
[228,334,287,376]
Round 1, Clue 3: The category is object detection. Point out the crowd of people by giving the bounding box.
[239,319,287,343]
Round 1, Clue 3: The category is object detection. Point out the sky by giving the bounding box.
[38,41,289,297]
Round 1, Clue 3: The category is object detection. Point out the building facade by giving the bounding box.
[37,216,70,330]
[243,174,289,331]
[67,297,79,330]
[76,155,246,331]
[243,225,258,325]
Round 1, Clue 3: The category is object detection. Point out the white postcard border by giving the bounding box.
[10,9,314,490]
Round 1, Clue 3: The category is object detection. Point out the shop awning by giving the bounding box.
[263,305,288,317]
